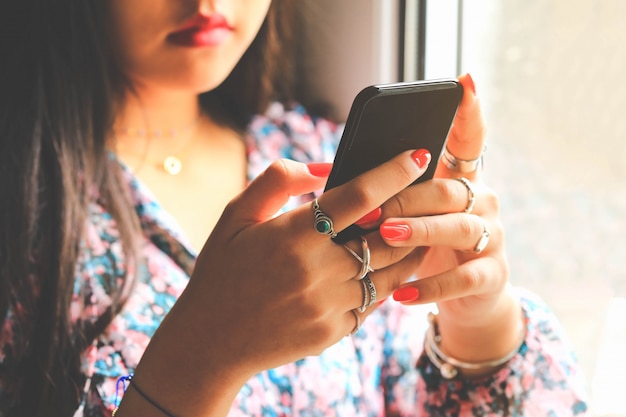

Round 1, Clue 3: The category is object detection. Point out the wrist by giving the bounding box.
[116,287,251,416]
[435,286,525,368]
[425,308,526,379]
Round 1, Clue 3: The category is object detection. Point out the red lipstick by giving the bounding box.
[168,13,232,47]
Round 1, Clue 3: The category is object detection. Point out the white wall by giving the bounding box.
[297,0,400,121]
[297,0,462,121]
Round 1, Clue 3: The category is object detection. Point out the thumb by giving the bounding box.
[227,159,331,224]
[437,73,486,181]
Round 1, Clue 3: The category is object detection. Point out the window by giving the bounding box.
[461,3,625,415]
[298,1,625,414]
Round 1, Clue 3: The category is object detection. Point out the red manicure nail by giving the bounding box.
[411,149,431,170]
[355,207,382,226]
[380,223,411,241]
[393,287,420,302]
[307,162,333,177]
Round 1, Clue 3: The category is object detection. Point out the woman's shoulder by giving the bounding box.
[245,101,343,173]
[248,101,341,137]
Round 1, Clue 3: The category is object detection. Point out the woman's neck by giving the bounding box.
[110,87,248,250]
[112,87,203,165]
[115,88,201,137]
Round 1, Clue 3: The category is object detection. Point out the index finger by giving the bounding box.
[436,73,486,181]
[317,149,432,235]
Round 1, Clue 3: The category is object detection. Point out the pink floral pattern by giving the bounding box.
[0,103,589,416]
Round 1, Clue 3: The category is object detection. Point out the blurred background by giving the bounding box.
[463,3,626,415]
[299,1,626,415]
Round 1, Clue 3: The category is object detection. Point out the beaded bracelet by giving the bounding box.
[424,311,526,379]
[112,374,177,417]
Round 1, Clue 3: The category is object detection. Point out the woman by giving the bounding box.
[0,0,588,416]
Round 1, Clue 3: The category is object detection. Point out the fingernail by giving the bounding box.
[411,149,431,170]
[380,223,411,241]
[307,162,333,177]
[393,287,420,302]
[355,207,382,226]
[462,73,477,96]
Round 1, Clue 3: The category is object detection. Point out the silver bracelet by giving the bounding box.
[424,311,526,379]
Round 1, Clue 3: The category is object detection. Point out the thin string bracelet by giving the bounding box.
[112,374,133,416]
[129,379,178,417]
[112,374,177,417]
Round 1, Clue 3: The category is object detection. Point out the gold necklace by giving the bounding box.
[114,118,200,176]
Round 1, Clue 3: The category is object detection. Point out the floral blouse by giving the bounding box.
[0,103,589,416]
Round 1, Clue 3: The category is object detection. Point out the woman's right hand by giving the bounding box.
[117,149,431,417]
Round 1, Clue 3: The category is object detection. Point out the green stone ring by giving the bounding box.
[312,198,337,238]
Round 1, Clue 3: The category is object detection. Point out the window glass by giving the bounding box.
[461,2,626,415]
[298,3,625,411]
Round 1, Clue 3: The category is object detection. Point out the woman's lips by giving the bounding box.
[168,13,232,47]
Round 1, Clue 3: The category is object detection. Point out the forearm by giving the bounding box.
[115,286,249,417]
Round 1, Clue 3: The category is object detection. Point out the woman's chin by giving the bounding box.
[133,75,228,96]
[173,72,233,95]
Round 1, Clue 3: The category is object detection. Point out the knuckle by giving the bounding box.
[392,159,418,186]
[490,219,505,242]
[431,278,445,299]
[219,199,238,221]
[482,188,501,213]
[264,158,291,184]
[493,259,510,292]
[459,267,482,290]
[434,179,460,203]
[346,180,378,208]
[387,192,409,217]
[301,329,329,357]
[307,316,339,348]
[458,215,476,237]
[273,249,315,292]
[416,219,436,245]
[297,294,328,321]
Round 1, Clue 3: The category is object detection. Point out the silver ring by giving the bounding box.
[358,277,368,313]
[343,236,374,279]
[472,222,490,254]
[454,177,476,214]
[349,309,361,335]
[312,198,337,238]
[358,274,377,313]
[442,145,486,173]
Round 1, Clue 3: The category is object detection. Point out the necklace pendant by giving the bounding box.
[163,156,182,175]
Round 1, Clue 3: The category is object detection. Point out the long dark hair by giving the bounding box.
[0,0,296,415]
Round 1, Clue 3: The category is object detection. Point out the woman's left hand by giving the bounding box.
[390,74,508,312]
[367,74,522,364]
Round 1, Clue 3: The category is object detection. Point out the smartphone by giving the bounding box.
[324,78,463,243]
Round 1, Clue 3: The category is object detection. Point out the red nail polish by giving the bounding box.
[411,149,431,170]
[393,287,420,302]
[355,207,382,226]
[307,163,333,177]
[378,298,387,307]
[380,223,411,241]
